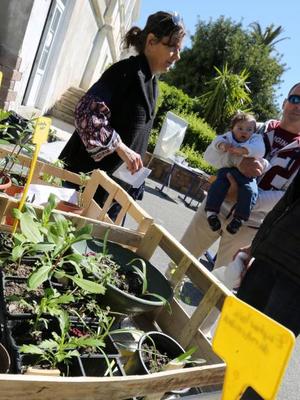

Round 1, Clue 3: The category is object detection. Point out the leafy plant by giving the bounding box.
[2,194,104,294]
[0,113,35,181]
[19,311,109,371]
[77,171,91,207]
[42,159,65,187]
[200,64,252,132]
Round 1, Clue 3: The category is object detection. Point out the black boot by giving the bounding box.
[226,217,243,234]
[207,214,221,231]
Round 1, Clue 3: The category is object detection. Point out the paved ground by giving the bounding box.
[125,178,300,400]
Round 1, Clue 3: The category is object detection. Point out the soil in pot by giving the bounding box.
[3,278,44,316]
[124,331,185,375]
[2,260,35,278]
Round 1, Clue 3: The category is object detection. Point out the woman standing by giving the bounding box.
[59,11,185,212]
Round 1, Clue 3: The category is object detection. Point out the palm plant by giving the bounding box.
[200,64,252,132]
[250,22,289,51]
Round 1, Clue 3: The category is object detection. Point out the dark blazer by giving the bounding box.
[251,169,300,282]
[59,53,158,176]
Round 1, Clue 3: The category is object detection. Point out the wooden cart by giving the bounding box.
[0,193,230,399]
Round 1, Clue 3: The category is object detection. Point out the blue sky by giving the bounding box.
[137,0,300,105]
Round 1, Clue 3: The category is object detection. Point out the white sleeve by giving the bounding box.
[204,133,240,169]
[243,134,266,158]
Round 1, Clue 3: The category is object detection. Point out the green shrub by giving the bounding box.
[154,81,197,129]
[181,112,216,154]
[181,145,217,175]
[148,81,217,174]
[147,128,159,153]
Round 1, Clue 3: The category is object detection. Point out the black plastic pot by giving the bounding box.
[124,331,185,375]
[0,342,10,373]
[67,354,124,377]
[72,239,173,315]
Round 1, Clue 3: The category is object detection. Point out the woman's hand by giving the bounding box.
[238,157,264,178]
[116,141,143,173]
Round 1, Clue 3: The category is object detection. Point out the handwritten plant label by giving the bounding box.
[12,116,52,232]
[32,116,51,144]
[212,296,295,399]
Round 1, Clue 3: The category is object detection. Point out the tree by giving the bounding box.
[249,22,289,50]
[163,17,286,122]
[200,64,252,131]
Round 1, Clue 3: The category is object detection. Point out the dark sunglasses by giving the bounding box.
[287,95,300,104]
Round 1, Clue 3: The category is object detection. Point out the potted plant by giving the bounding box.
[124,331,197,375]
[72,237,173,317]
[0,111,35,191]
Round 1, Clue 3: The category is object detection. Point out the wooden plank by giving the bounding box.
[135,223,163,260]
[0,365,225,400]
[178,285,224,348]
[0,194,143,248]
[156,299,222,364]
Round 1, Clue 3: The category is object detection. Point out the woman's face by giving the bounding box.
[145,34,183,75]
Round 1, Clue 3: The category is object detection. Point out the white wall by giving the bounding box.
[41,1,99,112]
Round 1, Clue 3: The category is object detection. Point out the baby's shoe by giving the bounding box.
[226,217,243,234]
[207,214,221,231]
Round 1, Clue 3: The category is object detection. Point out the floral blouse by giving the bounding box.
[74,94,121,162]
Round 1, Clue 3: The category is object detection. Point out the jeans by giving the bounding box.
[205,167,258,220]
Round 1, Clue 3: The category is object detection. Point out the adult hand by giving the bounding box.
[238,157,264,178]
[225,173,238,202]
[233,245,253,276]
[116,141,143,173]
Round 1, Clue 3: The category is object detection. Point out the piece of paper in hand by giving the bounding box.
[112,163,151,188]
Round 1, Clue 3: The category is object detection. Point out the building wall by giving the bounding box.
[0,0,140,113]
[0,0,36,108]
[39,1,99,112]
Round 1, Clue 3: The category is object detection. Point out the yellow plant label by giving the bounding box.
[0,71,2,88]
[12,116,52,232]
[32,116,51,144]
[212,296,295,400]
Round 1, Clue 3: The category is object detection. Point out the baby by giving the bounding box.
[204,111,266,234]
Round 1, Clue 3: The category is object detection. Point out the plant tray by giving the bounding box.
[0,202,230,399]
